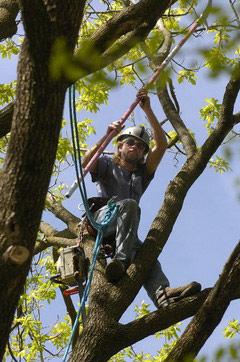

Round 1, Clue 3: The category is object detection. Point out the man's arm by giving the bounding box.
[138,90,168,175]
[82,121,123,171]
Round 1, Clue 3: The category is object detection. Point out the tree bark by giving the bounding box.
[70,290,210,362]
[0,0,86,357]
[0,0,19,41]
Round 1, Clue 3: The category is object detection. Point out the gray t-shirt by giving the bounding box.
[91,155,154,204]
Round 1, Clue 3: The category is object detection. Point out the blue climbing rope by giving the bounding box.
[62,84,118,361]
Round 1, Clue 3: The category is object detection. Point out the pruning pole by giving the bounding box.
[66,4,210,198]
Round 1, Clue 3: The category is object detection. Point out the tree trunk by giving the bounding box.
[0,0,86,357]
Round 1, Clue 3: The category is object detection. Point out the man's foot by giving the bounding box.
[105,259,126,283]
[156,281,201,308]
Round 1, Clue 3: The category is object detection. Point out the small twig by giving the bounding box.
[132,65,145,86]
[229,0,240,27]
[171,59,203,72]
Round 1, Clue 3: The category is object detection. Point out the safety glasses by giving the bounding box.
[123,137,146,151]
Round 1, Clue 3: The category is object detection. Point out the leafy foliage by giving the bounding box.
[0,39,20,59]
[0,135,9,165]
[202,47,230,75]
[209,156,231,174]
[1,1,240,361]
[200,98,221,134]
[177,70,197,85]
[0,81,16,106]
[4,252,71,361]
[111,302,182,362]
[75,79,111,113]
[224,320,240,339]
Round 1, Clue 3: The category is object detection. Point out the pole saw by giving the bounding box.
[66,2,211,198]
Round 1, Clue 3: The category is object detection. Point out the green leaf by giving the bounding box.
[0,39,20,59]
[50,317,72,348]
[200,98,221,134]
[75,79,111,113]
[119,65,136,85]
[202,47,230,77]
[0,81,16,106]
[134,301,151,319]
[177,70,197,85]
[224,320,240,339]
[209,156,231,174]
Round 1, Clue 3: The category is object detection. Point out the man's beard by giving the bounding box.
[122,151,142,165]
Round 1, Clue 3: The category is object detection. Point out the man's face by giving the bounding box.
[118,136,146,164]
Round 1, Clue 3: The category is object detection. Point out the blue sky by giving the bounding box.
[1,12,240,361]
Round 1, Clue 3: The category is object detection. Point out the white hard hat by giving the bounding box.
[117,126,150,152]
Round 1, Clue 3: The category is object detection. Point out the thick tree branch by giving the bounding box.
[76,237,240,361]
[139,18,196,157]
[157,85,197,157]
[165,241,240,361]
[233,111,240,124]
[0,102,14,138]
[74,290,210,362]
[221,73,240,124]
[35,221,77,253]
[46,195,80,235]
[35,204,80,257]
[67,0,176,79]
[34,236,77,255]
[40,222,76,239]
[95,25,151,71]
[39,221,57,237]
[118,289,210,350]
[0,0,19,41]
[83,0,175,55]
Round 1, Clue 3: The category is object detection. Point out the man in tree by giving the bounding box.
[83,89,201,308]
